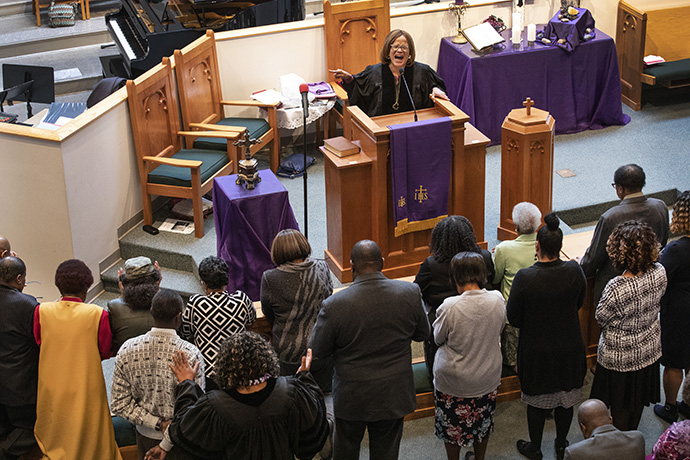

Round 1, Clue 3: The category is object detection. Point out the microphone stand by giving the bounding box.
[399,67,418,122]
[302,97,309,238]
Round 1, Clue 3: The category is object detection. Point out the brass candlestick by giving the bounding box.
[449,2,469,44]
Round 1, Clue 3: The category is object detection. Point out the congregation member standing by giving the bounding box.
[33,259,122,460]
[414,215,493,379]
[180,255,255,390]
[507,214,587,460]
[107,256,160,353]
[492,202,541,373]
[261,229,333,387]
[654,191,690,423]
[433,252,505,460]
[590,221,666,431]
[144,332,329,460]
[0,235,17,259]
[581,164,669,302]
[0,257,39,459]
[311,240,429,460]
[111,289,205,460]
[563,399,645,460]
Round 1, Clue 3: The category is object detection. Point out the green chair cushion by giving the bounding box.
[413,361,433,394]
[112,416,136,447]
[193,117,271,151]
[644,59,690,84]
[148,149,230,187]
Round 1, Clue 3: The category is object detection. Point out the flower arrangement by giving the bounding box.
[482,15,506,33]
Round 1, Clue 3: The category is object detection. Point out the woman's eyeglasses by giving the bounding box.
[391,45,409,52]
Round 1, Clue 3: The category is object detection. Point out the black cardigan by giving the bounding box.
[506,259,587,396]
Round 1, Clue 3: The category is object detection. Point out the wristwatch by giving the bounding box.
[155,418,164,431]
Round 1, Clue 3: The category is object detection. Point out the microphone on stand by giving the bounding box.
[399,67,418,122]
[299,83,310,119]
[298,83,310,237]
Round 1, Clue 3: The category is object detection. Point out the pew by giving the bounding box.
[616,0,690,110]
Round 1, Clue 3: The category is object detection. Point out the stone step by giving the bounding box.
[0,0,31,18]
[100,260,204,304]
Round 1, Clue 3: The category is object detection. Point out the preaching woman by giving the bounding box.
[330,29,449,117]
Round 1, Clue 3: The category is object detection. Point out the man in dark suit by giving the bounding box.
[310,240,429,460]
[564,399,645,460]
[0,256,40,460]
[580,164,669,301]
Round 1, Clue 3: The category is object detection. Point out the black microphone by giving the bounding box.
[299,83,310,119]
[399,67,418,122]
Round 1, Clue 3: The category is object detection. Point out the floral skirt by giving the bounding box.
[434,389,497,447]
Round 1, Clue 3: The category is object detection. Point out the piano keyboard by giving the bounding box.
[109,17,146,61]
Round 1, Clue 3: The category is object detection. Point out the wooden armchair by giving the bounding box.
[127,57,236,238]
[323,0,390,138]
[174,30,281,173]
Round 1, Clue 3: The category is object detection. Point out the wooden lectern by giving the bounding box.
[323,99,489,283]
[498,98,555,241]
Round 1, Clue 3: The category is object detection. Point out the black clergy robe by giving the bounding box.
[342,62,446,118]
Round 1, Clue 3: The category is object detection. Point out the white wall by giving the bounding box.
[0,135,74,302]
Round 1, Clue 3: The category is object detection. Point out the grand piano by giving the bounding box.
[106,0,305,78]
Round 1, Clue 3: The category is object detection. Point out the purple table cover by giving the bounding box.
[437,27,630,145]
[389,117,452,237]
[543,8,595,53]
[213,171,299,301]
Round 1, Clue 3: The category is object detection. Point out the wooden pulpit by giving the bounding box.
[498,98,555,241]
[323,99,488,283]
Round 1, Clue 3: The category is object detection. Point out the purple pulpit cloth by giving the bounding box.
[437,28,630,145]
[543,8,595,53]
[389,117,452,237]
[213,171,299,301]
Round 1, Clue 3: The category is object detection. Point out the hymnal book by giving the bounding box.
[461,22,505,52]
[324,136,360,157]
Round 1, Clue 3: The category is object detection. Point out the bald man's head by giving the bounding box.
[577,399,613,439]
[0,236,11,259]
[350,240,383,276]
[0,256,26,291]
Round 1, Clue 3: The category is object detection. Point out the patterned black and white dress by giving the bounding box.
[180,290,255,380]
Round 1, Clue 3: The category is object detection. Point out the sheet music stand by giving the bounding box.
[0,80,34,119]
[1,64,55,118]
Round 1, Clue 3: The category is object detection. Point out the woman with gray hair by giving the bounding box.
[492,202,542,372]
[144,331,329,460]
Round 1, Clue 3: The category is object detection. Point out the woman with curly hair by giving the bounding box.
[654,191,690,423]
[144,331,328,460]
[507,213,587,460]
[414,215,494,378]
[33,259,122,460]
[590,220,667,431]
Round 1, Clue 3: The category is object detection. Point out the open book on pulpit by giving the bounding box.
[461,22,505,52]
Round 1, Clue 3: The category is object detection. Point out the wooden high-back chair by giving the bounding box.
[174,30,281,173]
[127,57,236,238]
[323,0,391,137]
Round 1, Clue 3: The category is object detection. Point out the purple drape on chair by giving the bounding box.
[437,28,630,145]
[389,117,452,237]
[213,171,299,301]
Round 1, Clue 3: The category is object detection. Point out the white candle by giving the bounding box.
[527,23,537,42]
[512,12,522,30]
[512,27,521,43]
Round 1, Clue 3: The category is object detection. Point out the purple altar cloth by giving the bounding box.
[437,28,630,145]
[544,8,595,53]
[213,171,299,301]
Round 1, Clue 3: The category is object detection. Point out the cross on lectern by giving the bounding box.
[523,97,534,116]
[234,129,262,189]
